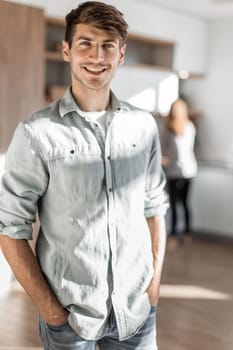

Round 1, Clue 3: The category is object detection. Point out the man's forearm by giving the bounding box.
[147,216,166,278]
[0,235,68,325]
[146,216,167,305]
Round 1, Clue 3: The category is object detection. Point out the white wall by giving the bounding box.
[191,167,233,237]
[7,0,208,74]
[111,0,208,74]
[111,66,179,114]
[182,18,233,236]
[182,19,233,168]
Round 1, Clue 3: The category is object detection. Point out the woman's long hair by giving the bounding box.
[166,98,189,136]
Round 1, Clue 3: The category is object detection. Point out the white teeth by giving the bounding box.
[85,67,105,73]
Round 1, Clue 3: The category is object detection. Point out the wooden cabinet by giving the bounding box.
[44,17,70,103]
[125,33,174,70]
[0,1,45,152]
[44,16,174,103]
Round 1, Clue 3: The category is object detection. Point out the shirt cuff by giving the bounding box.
[144,206,168,218]
[0,223,33,240]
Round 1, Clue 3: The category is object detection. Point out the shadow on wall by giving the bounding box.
[191,164,233,237]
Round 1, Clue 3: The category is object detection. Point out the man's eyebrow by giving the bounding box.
[103,39,118,43]
[76,35,92,41]
[76,35,118,43]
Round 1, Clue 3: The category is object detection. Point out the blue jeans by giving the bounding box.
[39,307,157,350]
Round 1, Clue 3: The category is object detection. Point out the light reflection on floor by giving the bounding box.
[160,284,232,300]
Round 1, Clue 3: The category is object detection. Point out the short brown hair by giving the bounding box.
[65,1,128,48]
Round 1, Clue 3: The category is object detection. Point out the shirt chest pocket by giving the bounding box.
[48,150,104,203]
[111,140,149,187]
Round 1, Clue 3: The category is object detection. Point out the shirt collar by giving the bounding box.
[59,88,79,118]
[110,91,122,113]
[59,87,122,118]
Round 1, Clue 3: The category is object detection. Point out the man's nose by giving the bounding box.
[89,45,104,61]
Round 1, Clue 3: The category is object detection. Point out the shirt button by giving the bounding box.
[68,217,74,224]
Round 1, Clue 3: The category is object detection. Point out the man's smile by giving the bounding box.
[83,65,107,75]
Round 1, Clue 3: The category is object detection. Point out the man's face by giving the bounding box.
[62,23,126,92]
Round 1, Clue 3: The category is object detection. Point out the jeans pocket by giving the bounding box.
[46,320,69,332]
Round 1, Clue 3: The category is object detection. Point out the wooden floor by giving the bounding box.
[0,236,233,349]
[158,236,233,350]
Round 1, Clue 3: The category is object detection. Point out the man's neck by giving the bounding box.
[71,85,111,112]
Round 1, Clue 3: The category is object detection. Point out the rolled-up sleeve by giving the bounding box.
[0,122,48,239]
[144,122,169,217]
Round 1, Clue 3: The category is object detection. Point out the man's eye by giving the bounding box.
[103,43,115,49]
[79,41,91,46]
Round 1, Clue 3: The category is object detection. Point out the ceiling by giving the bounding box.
[142,0,233,18]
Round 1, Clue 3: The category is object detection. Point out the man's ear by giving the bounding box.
[62,40,71,62]
[119,44,126,65]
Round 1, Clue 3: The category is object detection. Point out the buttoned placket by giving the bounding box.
[88,112,116,271]
[87,110,123,315]
[83,113,116,284]
[104,109,127,336]
[104,117,115,281]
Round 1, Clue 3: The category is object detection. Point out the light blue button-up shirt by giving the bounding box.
[0,89,168,340]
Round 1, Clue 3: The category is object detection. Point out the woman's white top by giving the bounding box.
[161,121,198,179]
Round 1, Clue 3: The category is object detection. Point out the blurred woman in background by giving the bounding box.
[161,98,198,249]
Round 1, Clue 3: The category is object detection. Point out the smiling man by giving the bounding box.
[0,2,168,349]
[63,24,124,95]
